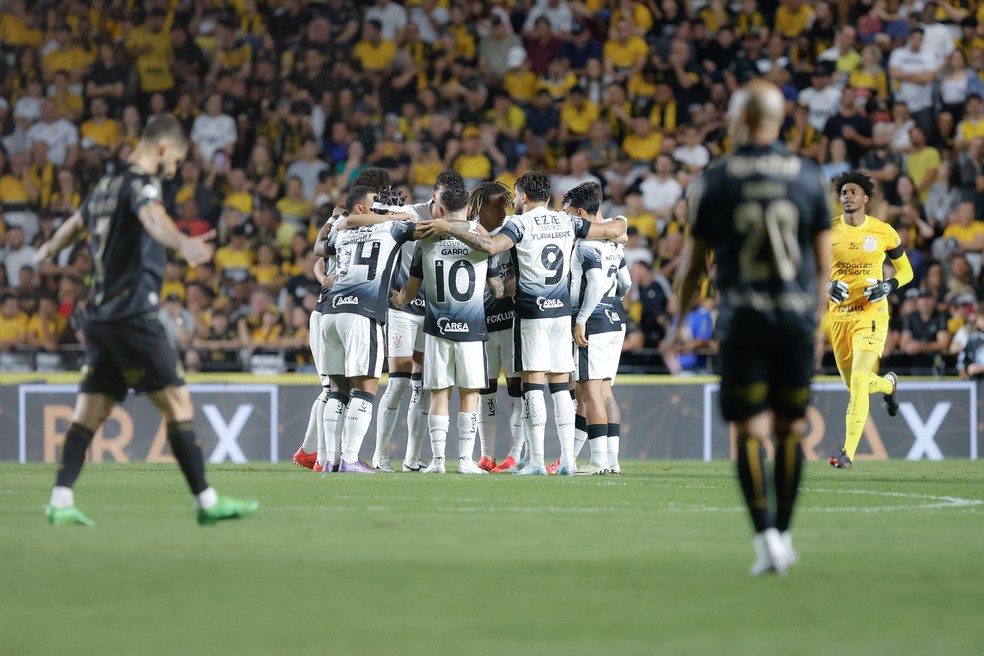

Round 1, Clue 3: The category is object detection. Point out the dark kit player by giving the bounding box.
[35,115,258,526]
[675,81,831,574]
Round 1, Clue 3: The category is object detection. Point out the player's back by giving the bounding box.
[324,220,415,323]
[414,223,489,341]
[571,239,624,332]
[500,206,589,319]
[82,164,166,322]
[691,143,830,327]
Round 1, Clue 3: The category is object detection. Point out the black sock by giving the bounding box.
[167,421,209,496]
[607,423,620,439]
[575,414,587,433]
[735,433,770,533]
[774,432,805,533]
[587,424,606,440]
[55,423,94,488]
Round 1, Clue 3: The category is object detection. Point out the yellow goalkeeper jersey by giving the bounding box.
[828,214,902,323]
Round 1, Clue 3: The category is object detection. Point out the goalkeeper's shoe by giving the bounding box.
[292,448,317,470]
[883,372,900,417]
[196,495,259,526]
[477,456,497,472]
[491,456,518,473]
[46,505,96,527]
[828,448,853,469]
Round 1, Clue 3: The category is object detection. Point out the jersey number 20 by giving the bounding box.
[735,200,801,282]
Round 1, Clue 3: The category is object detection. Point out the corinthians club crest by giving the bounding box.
[863,236,878,252]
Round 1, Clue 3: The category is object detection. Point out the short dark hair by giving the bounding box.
[833,170,876,198]
[563,182,601,215]
[440,185,469,213]
[351,167,391,193]
[346,185,373,213]
[435,169,465,191]
[141,114,188,147]
[515,171,551,203]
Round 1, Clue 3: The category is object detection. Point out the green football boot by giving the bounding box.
[196,495,260,526]
[45,505,97,527]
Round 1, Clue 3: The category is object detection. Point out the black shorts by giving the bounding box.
[718,315,814,422]
[80,315,184,402]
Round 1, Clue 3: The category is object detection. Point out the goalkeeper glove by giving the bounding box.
[863,277,899,302]
[826,280,849,304]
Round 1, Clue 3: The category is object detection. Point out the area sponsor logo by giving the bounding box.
[437,317,470,335]
[333,295,359,307]
[536,296,565,311]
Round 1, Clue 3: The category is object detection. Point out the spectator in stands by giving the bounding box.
[26,101,78,169]
[672,125,711,174]
[79,97,121,157]
[661,296,717,375]
[901,288,952,373]
[124,8,174,109]
[0,292,28,351]
[797,62,841,133]
[26,294,65,353]
[819,87,873,167]
[158,293,195,352]
[551,151,600,207]
[353,19,397,74]
[2,225,35,284]
[888,28,940,135]
[957,305,984,380]
[189,309,242,373]
[214,226,255,281]
[191,93,238,168]
[175,200,212,238]
[639,154,682,222]
[365,0,408,42]
[906,126,942,203]
[628,257,672,349]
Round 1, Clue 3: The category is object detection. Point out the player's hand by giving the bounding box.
[390,289,406,308]
[573,322,588,348]
[417,218,452,238]
[180,230,216,266]
[33,242,52,264]
[863,277,896,302]
[826,280,849,304]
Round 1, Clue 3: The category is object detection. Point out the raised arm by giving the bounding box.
[337,212,415,230]
[584,215,627,240]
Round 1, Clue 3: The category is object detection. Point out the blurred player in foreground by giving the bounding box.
[676,81,830,574]
[825,170,911,469]
[34,115,258,526]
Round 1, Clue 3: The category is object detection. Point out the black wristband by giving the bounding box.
[887,278,900,292]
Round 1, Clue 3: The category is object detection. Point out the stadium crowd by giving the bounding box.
[2,0,984,377]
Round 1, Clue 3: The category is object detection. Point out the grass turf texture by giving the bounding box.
[2,461,983,656]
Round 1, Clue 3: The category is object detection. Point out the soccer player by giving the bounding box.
[319,186,424,472]
[470,181,527,474]
[676,80,831,574]
[826,170,912,469]
[420,171,626,475]
[393,186,492,474]
[564,182,631,475]
[34,115,258,526]
[372,170,466,473]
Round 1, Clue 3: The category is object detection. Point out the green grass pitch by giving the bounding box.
[3,460,983,656]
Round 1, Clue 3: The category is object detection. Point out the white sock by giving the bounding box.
[524,388,546,467]
[375,374,409,461]
[587,424,609,468]
[551,389,575,467]
[197,487,218,510]
[508,396,524,460]
[301,392,324,454]
[416,389,431,459]
[429,414,450,460]
[477,392,498,459]
[341,392,374,463]
[608,423,620,468]
[323,394,347,466]
[50,485,74,509]
[574,416,588,459]
[457,411,478,461]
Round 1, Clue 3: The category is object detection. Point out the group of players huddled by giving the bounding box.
[290,166,628,476]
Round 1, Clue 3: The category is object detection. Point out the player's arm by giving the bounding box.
[814,229,832,321]
[336,212,416,230]
[583,215,627,241]
[314,258,334,289]
[33,211,87,263]
[863,247,913,302]
[391,275,422,309]
[616,258,631,298]
[138,204,216,265]
[419,218,514,255]
[573,266,609,347]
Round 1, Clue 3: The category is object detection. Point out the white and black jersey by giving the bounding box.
[571,240,626,334]
[484,227,516,333]
[498,207,591,319]
[323,221,416,323]
[411,222,490,342]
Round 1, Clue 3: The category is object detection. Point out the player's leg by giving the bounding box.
[514,317,548,475]
[838,319,894,466]
[374,311,417,471]
[491,377,526,473]
[547,317,577,475]
[294,310,324,469]
[603,382,622,474]
[454,340,488,474]
[477,330,505,470]
[404,349,430,471]
[337,315,383,473]
[829,321,857,468]
[575,378,609,474]
[573,384,588,460]
[423,387,451,474]
[323,376,350,472]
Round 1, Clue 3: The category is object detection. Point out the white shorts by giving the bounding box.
[485,328,516,381]
[308,310,329,385]
[513,316,574,374]
[319,312,385,379]
[422,333,488,391]
[575,327,625,382]
[387,309,425,359]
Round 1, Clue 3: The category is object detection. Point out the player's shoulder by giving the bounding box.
[404,201,431,220]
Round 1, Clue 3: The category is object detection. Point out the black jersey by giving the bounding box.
[690,143,830,335]
[80,164,166,322]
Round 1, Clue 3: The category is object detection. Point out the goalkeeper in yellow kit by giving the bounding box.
[825,171,913,468]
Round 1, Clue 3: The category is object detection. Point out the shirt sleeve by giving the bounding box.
[571,216,591,239]
[486,254,499,279]
[127,174,163,217]
[392,220,417,244]
[409,245,424,279]
[498,216,523,245]
[885,224,904,259]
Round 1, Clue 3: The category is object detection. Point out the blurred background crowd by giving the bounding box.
[2,0,984,378]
